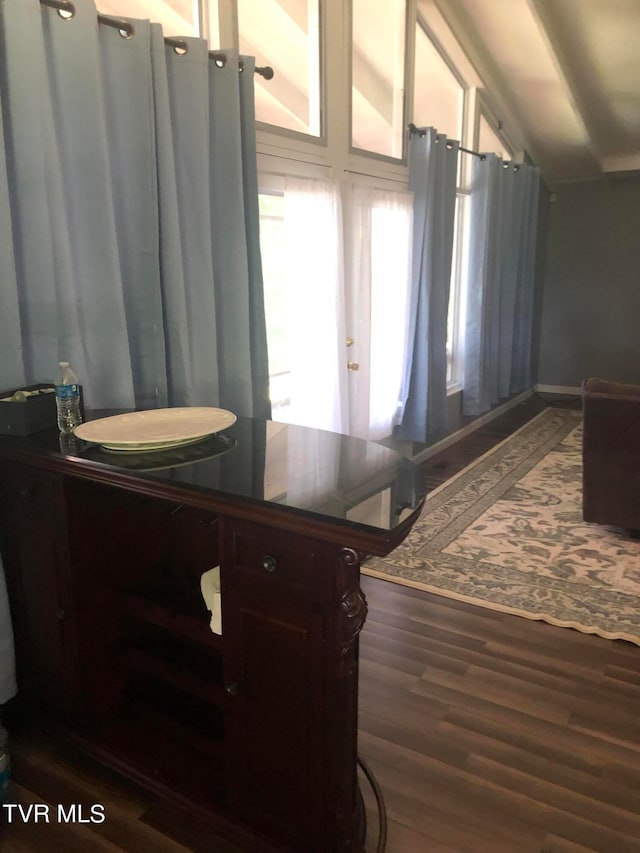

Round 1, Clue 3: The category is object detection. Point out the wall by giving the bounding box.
[536,174,640,388]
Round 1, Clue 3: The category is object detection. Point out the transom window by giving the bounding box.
[413,23,464,142]
[238,0,321,136]
[351,0,408,158]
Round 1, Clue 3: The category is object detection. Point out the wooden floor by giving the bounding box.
[3,393,640,852]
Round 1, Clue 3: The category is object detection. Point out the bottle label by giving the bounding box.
[55,383,79,399]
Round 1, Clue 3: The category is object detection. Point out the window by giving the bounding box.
[412,21,469,391]
[446,195,470,387]
[413,23,464,141]
[113,1,528,434]
[248,0,414,436]
[478,113,513,159]
[258,180,413,439]
[257,192,289,418]
[351,0,407,158]
[238,0,321,136]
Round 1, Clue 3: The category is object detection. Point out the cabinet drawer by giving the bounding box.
[228,523,330,598]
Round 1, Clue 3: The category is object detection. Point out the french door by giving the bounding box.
[259,177,413,440]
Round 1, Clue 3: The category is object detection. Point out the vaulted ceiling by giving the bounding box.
[432,0,640,186]
[98,0,640,187]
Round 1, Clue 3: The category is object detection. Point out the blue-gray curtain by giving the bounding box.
[397,129,459,444]
[462,155,539,416]
[0,0,270,418]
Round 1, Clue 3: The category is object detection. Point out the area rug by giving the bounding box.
[364,407,640,645]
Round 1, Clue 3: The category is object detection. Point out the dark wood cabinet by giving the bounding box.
[222,519,344,850]
[0,418,424,852]
[0,461,78,712]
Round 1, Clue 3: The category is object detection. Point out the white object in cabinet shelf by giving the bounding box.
[201,567,222,635]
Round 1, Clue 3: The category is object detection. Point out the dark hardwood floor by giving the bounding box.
[3,392,639,852]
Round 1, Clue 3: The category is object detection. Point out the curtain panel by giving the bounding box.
[0,0,270,418]
[398,129,459,444]
[462,156,540,416]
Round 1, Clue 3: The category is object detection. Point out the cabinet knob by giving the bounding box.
[225,681,240,696]
[262,554,277,573]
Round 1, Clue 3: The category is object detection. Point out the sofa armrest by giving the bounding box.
[582,377,640,529]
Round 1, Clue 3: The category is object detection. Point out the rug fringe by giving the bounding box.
[361,567,640,646]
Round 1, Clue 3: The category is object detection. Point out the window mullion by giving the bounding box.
[213,0,239,49]
[324,0,350,177]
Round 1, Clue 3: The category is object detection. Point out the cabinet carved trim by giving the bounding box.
[336,548,367,679]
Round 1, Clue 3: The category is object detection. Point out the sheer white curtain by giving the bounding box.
[270,178,413,441]
[281,177,348,433]
[344,184,414,441]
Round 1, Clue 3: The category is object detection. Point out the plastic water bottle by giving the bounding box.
[0,723,9,804]
[55,361,83,434]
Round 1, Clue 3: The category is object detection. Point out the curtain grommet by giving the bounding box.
[211,52,227,68]
[56,1,76,21]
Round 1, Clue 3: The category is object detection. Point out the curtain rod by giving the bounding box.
[39,0,275,80]
[407,123,521,169]
[407,124,485,160]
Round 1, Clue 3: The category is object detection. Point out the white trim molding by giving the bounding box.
[411,389,533,464]
[534,384,582,396]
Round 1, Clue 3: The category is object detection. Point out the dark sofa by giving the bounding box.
[582,377,640,532]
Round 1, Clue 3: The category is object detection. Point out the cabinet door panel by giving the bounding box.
[225,587,326,850]
[0,463,76,710]
[10,529,75,707]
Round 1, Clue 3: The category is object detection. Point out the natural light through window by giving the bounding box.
[258,192,290,418]
[368,200,413,436]
[352,0,407,158]
[478,114,512,158]
[413,23,464,141]
[238,0,321,136]
[446,196,468,387]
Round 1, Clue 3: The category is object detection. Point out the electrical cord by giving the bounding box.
[357,753,387,853]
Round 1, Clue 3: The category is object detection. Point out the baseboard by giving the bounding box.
[534,384,582,396]
[410,389,533,465]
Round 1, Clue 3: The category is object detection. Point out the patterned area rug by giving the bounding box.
[364,407,640,645]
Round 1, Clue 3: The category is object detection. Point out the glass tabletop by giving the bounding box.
[2,414,426,534]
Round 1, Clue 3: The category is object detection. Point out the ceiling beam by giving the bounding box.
[528,0,605,172]
[430,0,543,169]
